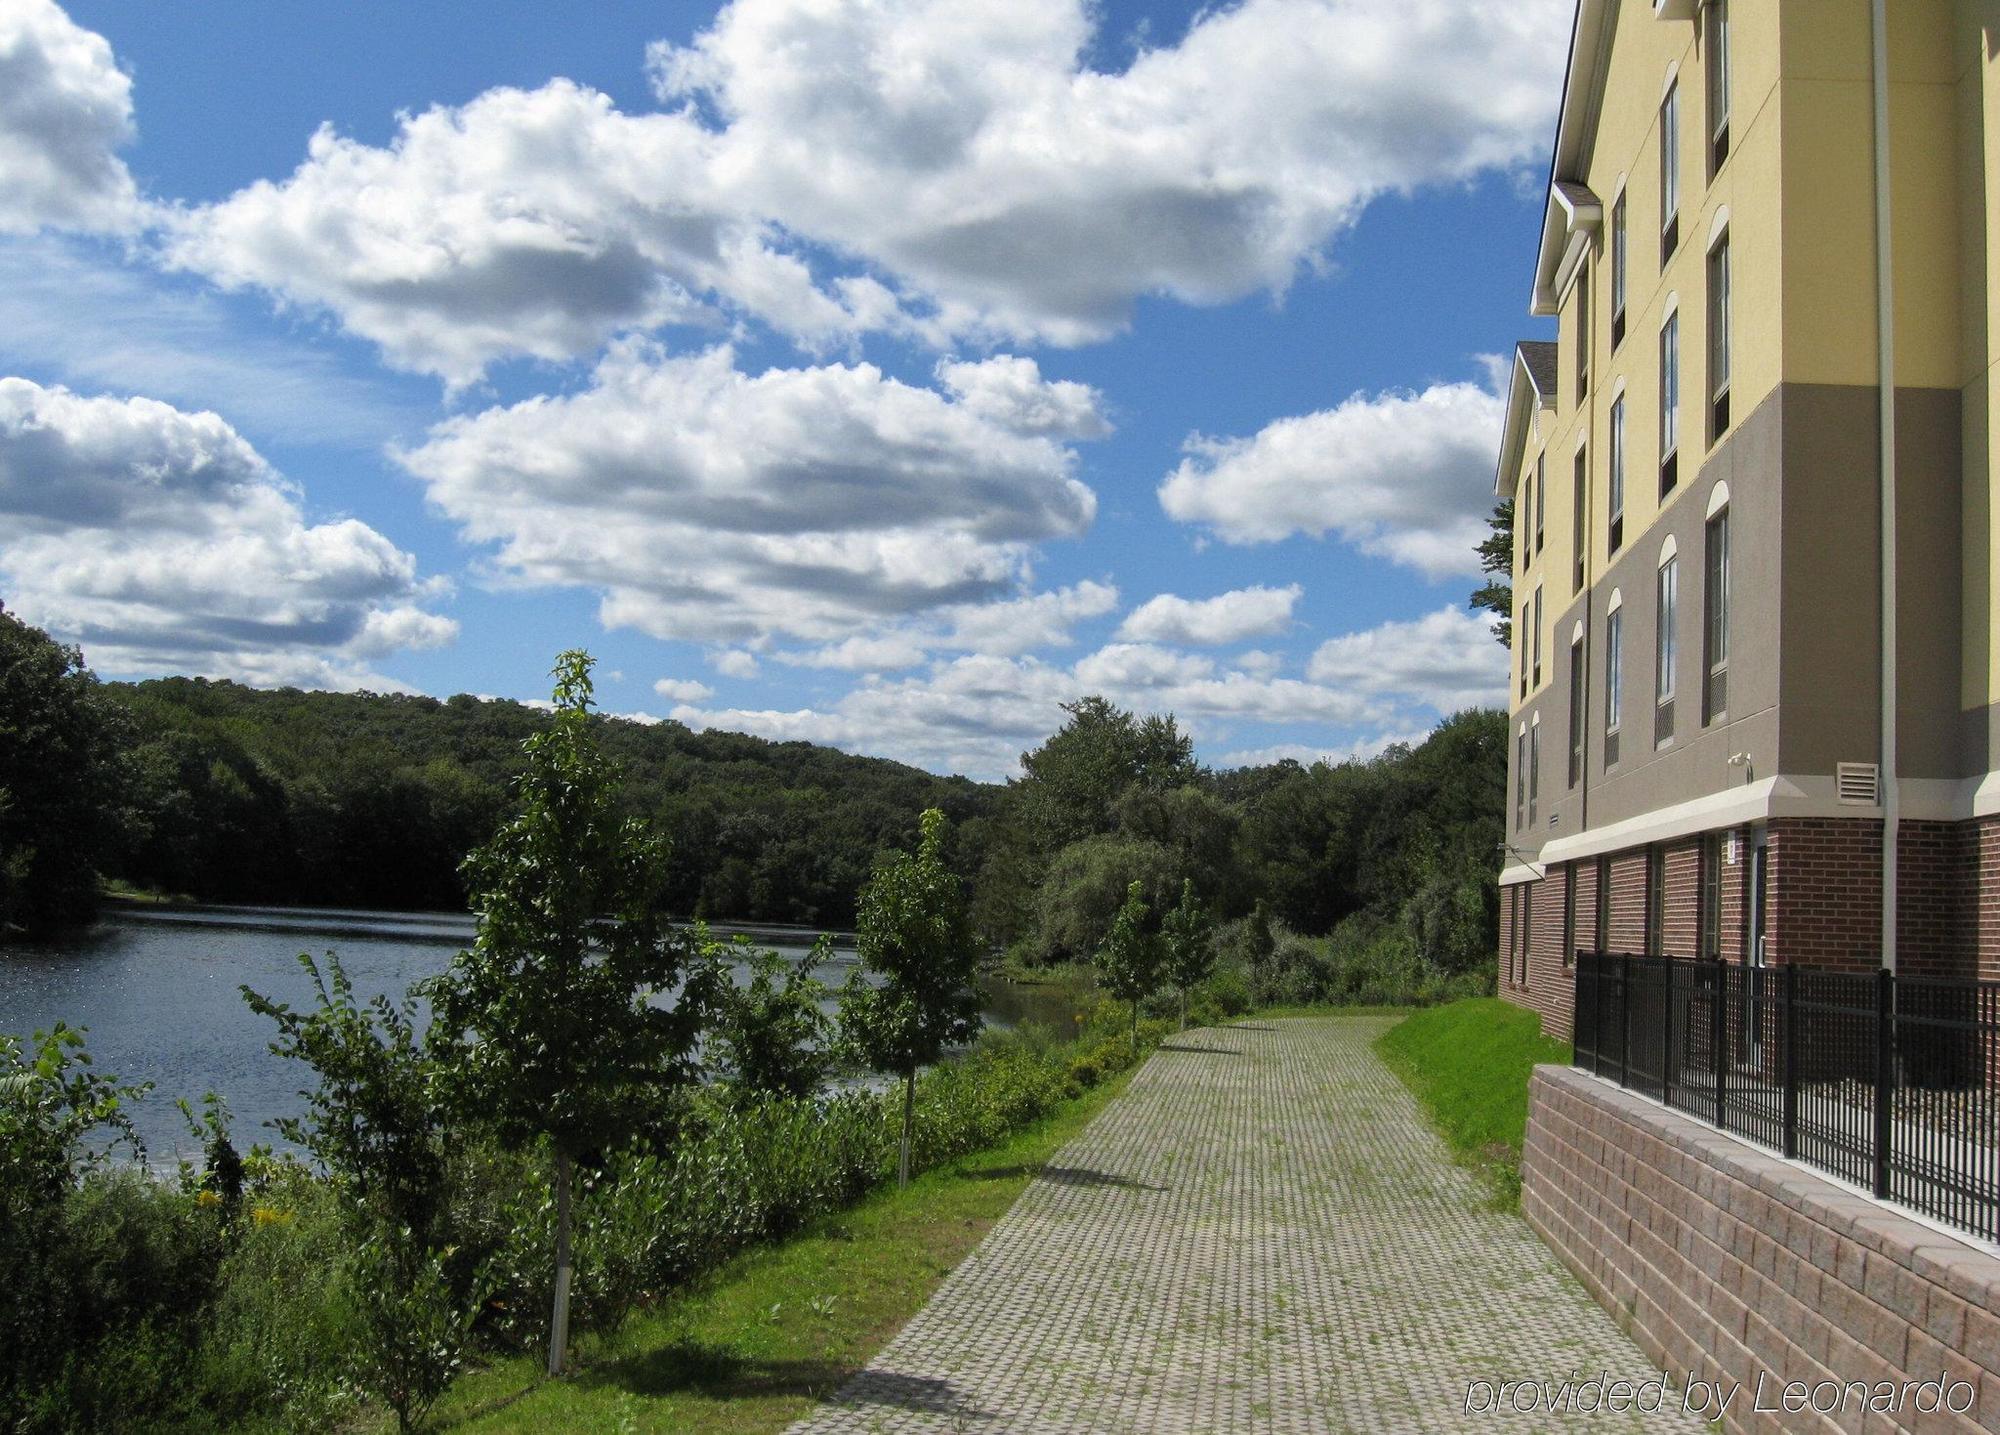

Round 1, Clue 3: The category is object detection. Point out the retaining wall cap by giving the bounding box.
[1532,1064,2000,1316]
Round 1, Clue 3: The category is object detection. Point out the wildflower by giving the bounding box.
[194,1189,223,1209]
[249,1204,293,1227]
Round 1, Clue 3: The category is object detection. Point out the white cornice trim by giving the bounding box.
[1500,862,1547,887]
[1507,771,2000,871]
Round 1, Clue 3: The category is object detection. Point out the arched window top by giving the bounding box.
[1659,533,1679,566]
[1662,291,1680,320]
[1708,206,1732,249]
[1662,61,1680,101]
[1571,620,1585,645]
[1706,480,1731,517]
[1607,587,1624,615]
[1611,375,1628,402]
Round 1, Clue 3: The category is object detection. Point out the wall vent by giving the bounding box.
[1836,762,1881,806]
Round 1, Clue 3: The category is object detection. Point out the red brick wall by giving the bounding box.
[1717,826,1748,963]
[1660,839,1701,959]
[1975,815,2000,981]
[1525,1067,2000,1435]
[1899,819,1972,978]
[1606,850,1649,952]
[1765,818,1882,971]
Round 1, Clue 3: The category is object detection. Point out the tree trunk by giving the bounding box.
[549,1147,574,1378]
[897,1070,915,1188]
[1130,1000,1139,1055]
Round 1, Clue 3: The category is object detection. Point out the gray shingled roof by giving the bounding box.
[1518,340,1558,400]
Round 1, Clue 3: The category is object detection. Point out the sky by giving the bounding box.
[0,0,1565,780]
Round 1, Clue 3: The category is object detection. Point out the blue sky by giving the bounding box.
[0,0,1565,778]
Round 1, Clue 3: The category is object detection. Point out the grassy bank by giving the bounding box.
[422,1065,1137,1434]
[1375,997,1570,1208]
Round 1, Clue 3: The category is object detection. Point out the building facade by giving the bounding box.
[1497,0,2000,1038]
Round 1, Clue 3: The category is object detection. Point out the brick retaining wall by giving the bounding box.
[1524,1064,2000,1433]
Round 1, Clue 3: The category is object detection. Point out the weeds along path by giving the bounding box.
[786,1014,1697,1434]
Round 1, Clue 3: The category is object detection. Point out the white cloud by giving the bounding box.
[161,0,1562,380]
[0,377,453,686]
[652,0,1565,347]
[1158,378,1504,578]
[1234,649,1283,679]
[938,579,1117,657]
[1116,583,1300,646]
[780,633,929,672]
[0,0,141,235]
[1306,605,1507,713]
[1215,730,1431,770]
[652,676,715,702]
[709,648,760,679]
[395,342,1102,645]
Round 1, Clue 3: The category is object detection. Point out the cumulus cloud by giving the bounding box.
[0,378,453,686]
[709,648,760,679]
[1306,605,1507,713]
[159,0,1561,379]
[653,676,715,702]
[0,0,141,234]
[652,0,1563,346]
[1158,378,1504,578]
[1117,584,1300,646]
[396,343,1102,644]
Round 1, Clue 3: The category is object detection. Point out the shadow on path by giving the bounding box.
[1158,1041,1245,1055]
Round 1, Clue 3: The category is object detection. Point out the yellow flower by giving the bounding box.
[194,1190,222,1209]
[249,1205,293,1227]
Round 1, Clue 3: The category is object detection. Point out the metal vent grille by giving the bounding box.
[1836,762,1880,806]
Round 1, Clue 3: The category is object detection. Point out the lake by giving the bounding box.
[0,903,1084,1164]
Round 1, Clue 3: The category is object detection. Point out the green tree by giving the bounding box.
[1470,498,1515,646]
[1016,696,1197,854]
[837,808,982,1188]
[708,932,833,1102]
[1242,899,1277,1004]
[1030,832,1177,964]
[1160,879,1216,1030]
[1096,881,1163,1053]
[241,954,470,1432]
[426,651,715,1377]
[0,607,126,935]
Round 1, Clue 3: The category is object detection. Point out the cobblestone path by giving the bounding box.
[787,1015,1703,1434]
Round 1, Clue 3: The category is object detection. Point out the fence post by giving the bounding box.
[1874,966,1893,1200]
[1712,961,1728,1130]
[1620,952,1632,1087]
[1782,962,1798,1160]
[1662,958,1675,1108]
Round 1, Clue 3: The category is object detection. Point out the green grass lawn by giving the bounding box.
[1375,997,1571,1208]
[419,1065,1138,1434]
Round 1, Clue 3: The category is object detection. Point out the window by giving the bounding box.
[1520,886,1532,984]
[1520,474,1533,572]
[1534,452,1546,555]
[1659,311,1680,495]
[1608,397,1626,553]
[1709,232,1733,440]
[1516,728,1527,830]
[1571,448,1587,593]
[1645,847,1666,957]
[1567,635,1585,787]
[1563,867,1578,968]
[1656,553,1679,746]
[1708,0,1731,175]
[1576,264,1591,401]
[1605,604,1623,768]
[1612,193,1628,348]
[1531,585,1542,688]
[1704,505,1730,722]
[1594,855,1611,953]
[1660,82,1681,262]
[1698,832,1722,959]
[1528,720,1541,827]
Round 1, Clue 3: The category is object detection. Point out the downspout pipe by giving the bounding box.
[1870,0,1899,975]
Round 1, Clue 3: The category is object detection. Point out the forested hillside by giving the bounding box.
[104,676,997,925]
[3,607,1506,978]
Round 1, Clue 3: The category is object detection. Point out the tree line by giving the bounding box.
[0,603,1505,986]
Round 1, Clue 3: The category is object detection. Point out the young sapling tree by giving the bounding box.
[1160,879,1215,1030]
[837,808,981,1188]
[1097,880,1163,1053]
[425,651,716,1377]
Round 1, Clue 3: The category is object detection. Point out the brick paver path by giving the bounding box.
[788,1015,1704,1434]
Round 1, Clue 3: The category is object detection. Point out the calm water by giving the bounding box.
[0,904,1078,1164]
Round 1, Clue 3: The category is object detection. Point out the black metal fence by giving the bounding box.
[1573,952,2000,1244]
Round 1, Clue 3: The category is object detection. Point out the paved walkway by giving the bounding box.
[788,1015,1704,1434]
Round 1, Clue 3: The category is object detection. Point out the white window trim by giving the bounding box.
[1706,479,1731,517]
